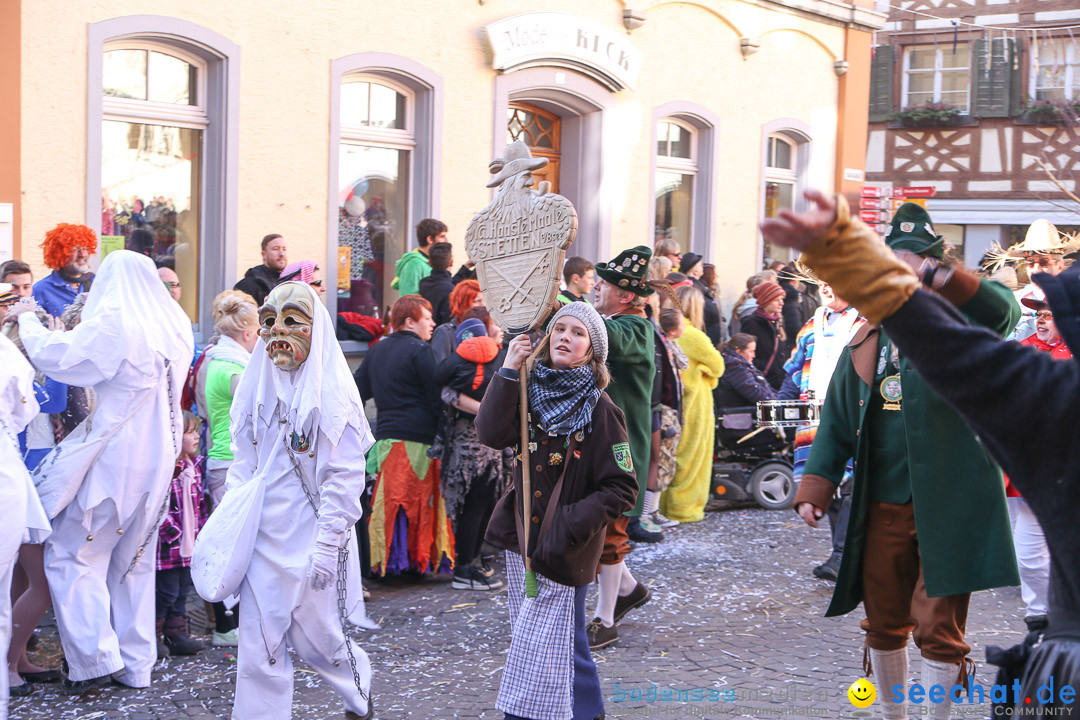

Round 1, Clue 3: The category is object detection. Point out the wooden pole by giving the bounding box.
[519,355,538,597]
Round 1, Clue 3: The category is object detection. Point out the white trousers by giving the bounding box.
[1007,497,1050,618]
[44,501,157,686]
[232,582,371,720]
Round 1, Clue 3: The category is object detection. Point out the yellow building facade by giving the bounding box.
[1,0,883,342]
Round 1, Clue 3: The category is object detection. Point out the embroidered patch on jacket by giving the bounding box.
[612,442,633,473]
[291,431,310,453]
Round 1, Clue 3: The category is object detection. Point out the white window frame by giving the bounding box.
[901,44,971,111]
[1031,38,1080,102]
[656,118,697,174]
[340,75,416,151]
[765,134,797,184]
[88,18,240,344]
[103,41,209,130]
[654,118,698,252]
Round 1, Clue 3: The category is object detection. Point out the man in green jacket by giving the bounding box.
[392,218,447,296]
[587,245,657,650]
[793,203,1020,720]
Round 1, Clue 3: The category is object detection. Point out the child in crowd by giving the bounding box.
[156,412,208,657]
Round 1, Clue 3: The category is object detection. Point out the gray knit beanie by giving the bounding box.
[548,302,608,364]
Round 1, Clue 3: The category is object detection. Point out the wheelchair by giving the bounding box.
[709,400,820,511]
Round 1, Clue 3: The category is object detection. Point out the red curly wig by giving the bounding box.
[41,224,98,270]
[449,279,482,323]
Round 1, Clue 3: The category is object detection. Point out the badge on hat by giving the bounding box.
[900,222,915,233]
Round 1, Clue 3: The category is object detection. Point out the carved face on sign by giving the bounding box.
[465,141,577,334]
[259,283,315,371]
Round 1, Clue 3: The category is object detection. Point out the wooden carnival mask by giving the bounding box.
[259,283,315,371]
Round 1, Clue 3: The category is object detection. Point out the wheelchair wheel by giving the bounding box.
[749,461,796,510]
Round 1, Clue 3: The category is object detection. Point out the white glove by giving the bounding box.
[307,541,339,591]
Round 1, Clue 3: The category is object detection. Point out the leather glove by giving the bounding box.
[307,541,339,591]
[799,197,920,324]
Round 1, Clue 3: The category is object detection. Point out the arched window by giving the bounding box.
[336,75,414,320]
[654,119,697,253]
[762,131,808,265]
[329,55,442,344]
[100,42,207,323]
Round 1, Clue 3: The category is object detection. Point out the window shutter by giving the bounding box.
[973,38,1016,118]
[868,45,896,122]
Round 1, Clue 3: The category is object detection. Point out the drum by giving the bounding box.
[756,399,822,428]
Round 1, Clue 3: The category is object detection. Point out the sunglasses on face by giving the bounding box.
[1036,310,1054,320]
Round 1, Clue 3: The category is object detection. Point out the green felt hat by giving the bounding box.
[885,202,944,259]
[596,245,654,296]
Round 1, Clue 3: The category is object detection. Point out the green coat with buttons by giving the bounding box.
[799,279,1021,617]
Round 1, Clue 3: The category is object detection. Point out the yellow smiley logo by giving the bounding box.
[847,678,876,708]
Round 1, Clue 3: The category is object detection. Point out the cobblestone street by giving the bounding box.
[9,508,1027,719]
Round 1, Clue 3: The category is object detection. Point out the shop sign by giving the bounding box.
[486,12,643,91]
[895,186,937,198]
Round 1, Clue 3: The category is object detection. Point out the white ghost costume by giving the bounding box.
[194,282,375,720]
[0,334,50,719]
[17,250,193,687]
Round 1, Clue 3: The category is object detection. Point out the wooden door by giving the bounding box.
[507,103,560,193]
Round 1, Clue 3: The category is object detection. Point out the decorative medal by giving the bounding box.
[549,452,564,466]
[290,431,310,453]
[880,374,903,411]
[876,346,888,376]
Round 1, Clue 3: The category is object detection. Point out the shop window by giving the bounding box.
[902,44,971,112]
[100,43,206,323]
[1033,39,1080,102]
[336,75,414,320]
[654,119,697,253]
[507,103,561,193]
[762,132,807,266]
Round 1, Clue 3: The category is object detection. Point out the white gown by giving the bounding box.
[229,405,374,719]
[0,335,49,719]
[16,250,193,687]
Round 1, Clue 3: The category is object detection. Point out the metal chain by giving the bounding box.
[121,358,177,582]
[282,430,367,700]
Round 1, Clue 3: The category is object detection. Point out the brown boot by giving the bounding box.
[156,618,170,659]
[162,615,205,656]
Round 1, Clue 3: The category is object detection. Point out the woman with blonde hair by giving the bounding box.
[661,285,724,523]
[198,289,258,646]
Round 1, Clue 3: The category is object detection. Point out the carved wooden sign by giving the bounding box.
[465,140,577,334]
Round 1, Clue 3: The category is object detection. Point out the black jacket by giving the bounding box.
[479,373,638,587]
[418,269,455,325]
[883,283,1080,618]
[434,341,504,413]
[354,330,441,443]
[714,350,775,409]
[739,312,789,390]
[233,264,281,306]
[693,278,723,346]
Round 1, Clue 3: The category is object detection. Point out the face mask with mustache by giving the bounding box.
[259,283,315,371]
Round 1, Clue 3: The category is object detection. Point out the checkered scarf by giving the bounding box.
[528,362,600,437]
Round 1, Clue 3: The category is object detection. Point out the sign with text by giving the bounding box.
[486,12,643,91]
[465,140,577,334]
[895,186,937,198]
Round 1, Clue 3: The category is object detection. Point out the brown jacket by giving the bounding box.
[478,372,638,587]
